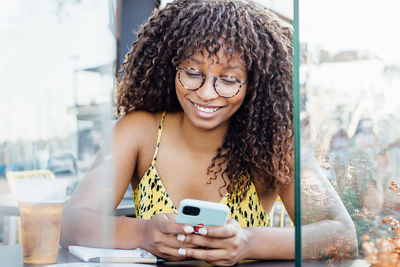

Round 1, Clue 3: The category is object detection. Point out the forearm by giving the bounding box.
[245,226,294,260]
[61,207,146,249]
[299,167,359,259]
[245,219,358,260]
[114,215,146,249]
[302,220,358,259]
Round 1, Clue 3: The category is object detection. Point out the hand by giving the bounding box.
[178,219,251,266]
[139,213,195,260]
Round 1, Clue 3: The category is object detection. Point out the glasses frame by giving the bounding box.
[176,67,247,98]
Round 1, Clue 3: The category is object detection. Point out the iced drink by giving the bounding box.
[15,178,71,264]
[19,201,64,264]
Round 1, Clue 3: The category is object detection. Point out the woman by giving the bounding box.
[61,0,357,265]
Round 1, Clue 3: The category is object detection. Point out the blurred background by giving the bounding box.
[5,0,398,263]
[0,0,294,248]
[0,0,118,245]
[300,0,400,263]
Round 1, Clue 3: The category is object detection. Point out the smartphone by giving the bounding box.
[176,199,229,232]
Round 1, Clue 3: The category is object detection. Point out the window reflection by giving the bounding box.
[0,0,116,246]
[300,0,400,264]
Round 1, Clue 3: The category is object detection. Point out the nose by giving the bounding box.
[196,75,219,101]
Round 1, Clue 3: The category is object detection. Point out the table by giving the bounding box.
[0,244,370,267]
[2,244,295,267]
[0,193,135,244]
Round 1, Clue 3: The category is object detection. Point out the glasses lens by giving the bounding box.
[180,68,203,90]
[215,77,240,97]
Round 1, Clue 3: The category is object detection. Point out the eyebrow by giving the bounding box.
[187,56,245,71]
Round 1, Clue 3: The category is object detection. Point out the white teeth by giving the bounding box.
[193,103,219,113]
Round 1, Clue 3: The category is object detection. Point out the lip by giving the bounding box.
[191,101,222,109]
[189,100,224,119]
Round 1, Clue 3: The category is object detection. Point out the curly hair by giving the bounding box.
[117,0,293,199]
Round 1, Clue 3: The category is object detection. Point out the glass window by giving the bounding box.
[300,0,400,265]
[0,0,116,246]
[1,1,299,266]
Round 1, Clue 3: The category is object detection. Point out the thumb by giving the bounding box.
[164,213,177,221]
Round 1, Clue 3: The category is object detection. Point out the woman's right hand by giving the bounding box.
[139,213,194,260]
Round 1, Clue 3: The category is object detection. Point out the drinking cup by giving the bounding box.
[15,178,71,264]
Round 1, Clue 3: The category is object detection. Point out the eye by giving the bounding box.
[184,69,202,77]
[220,76,237,85]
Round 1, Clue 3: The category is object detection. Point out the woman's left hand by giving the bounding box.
[177,219,251,266]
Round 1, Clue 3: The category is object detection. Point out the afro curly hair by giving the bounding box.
[116,0,293,199]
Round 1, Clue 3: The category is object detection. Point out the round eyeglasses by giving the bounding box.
[176,67,247,98]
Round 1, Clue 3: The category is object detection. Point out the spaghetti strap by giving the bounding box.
[151,111,167,165]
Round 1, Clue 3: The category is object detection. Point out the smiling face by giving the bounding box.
[175,50,248,131]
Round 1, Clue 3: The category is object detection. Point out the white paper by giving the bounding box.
[68,246,153,262]
[15,178,72,203]
[46,263,153,267]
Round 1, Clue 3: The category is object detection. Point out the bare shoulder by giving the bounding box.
[112,111,162,152]
[114,111,160,137]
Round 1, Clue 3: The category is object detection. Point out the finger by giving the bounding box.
[157,214,194,235]
[157,245,187,261]
[159,232,196,249]
[183,234,229,249]
[199,221,239,238]
[163,223,194,235]
[184,247,229,262]
[164,213,177,221]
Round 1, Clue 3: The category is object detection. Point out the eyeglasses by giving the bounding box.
[176,67,247,98]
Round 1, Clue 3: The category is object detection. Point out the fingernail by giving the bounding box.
[177,234,185,242]
[178,248,186,256]
[198,228,207,236]
[183,225,194,233]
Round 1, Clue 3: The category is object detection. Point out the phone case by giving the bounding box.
[176,199,229,227]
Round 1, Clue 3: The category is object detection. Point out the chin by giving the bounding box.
[191,118,225,131]
[182,100,229,129]
[186,109,231,131]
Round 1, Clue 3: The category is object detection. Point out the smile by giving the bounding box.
[193,103,221,113]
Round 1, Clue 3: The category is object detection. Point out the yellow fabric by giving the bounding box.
[133,112,269,227]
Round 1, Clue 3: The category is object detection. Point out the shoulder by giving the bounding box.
[113,111,163,149]
[115,111,162,133]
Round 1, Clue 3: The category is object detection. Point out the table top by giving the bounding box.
[0,244,370,267]
[2,244,295,267]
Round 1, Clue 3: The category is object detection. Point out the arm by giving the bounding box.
[60,112,142,248]
[278,156,358,259]
[181,166,357,265]
[60,112,191,259]
[297,166,358,259]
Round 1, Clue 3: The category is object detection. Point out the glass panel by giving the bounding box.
[300,0,400,265]
[1,0,297,265]
[63,0,295,265]
[293,0,302,265]
[0,0,116,252]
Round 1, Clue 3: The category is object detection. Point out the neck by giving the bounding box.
[179,113,228,154]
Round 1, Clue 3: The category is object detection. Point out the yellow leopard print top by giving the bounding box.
[133,112,269,227]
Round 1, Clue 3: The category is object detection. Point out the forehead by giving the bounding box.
[187,48,246,69]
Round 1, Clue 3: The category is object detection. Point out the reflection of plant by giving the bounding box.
[389,181,400,196]
[301,182,329,223]
[329,148,384,252]
[341,187,360,215]
[330,157,369,249]
[362,181,400,266]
